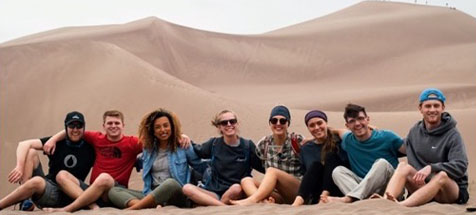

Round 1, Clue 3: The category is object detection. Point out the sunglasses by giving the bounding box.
[218,119,238,126]
[67,123,84,129]
[270,118,288,125]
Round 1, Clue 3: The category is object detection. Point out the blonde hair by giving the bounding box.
[211,110,239,135]
[138,108,182,152]
[103,110,124,123]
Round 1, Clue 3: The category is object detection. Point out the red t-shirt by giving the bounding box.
[84,131,142,187]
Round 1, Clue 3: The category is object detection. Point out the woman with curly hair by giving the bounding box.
[108,108,206,209]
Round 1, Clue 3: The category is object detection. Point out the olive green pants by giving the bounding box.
[108,178,187,208]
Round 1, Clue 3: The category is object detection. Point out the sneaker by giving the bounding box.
[19,199,34,211]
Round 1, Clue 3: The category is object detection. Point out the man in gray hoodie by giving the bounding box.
[381,88,469,206]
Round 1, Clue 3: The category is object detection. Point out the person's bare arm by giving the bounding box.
[8,139,43,183]
[398,144,406,154]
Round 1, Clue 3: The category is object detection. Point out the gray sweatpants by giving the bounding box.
[108,178,186,208]
[332,158,395,200]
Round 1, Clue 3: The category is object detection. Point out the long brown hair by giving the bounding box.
[138,108,182,152]
[320,129,338,165]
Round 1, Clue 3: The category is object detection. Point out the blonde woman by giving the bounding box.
[182,110,264,206]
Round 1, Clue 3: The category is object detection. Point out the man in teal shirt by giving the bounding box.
[321,104,405,203]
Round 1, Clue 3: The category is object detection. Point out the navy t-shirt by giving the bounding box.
[40,136,95,182]
[299,134,348,174]
[193,137,264,195]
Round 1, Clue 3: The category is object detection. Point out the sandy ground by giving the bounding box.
[1,1,475,214]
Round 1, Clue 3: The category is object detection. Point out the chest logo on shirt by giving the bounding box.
[64,155,78,168]
[98,146,122,158]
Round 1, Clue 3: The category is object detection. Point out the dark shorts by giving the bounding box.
[33,178,88,208]
[457,186,469,204]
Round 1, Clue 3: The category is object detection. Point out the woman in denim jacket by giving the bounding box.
[108,108,206,209]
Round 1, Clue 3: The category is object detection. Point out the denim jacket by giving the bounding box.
[141,144,206,195]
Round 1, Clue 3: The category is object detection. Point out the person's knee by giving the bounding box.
[332,166,346,179]
[182,184,195,196]
[163,179,181,192]
[55,170,71,184]
[433,171,450,185]
[25,176,46,192]
[229,183,242,192]
[94,173,114,189]
[267,167,279,175]
[374,158,390,166]
[241,176,253,184]
[373,159,393,170]
[395,162,412,175]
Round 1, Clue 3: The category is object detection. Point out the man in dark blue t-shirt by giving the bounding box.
[0,111,95,210]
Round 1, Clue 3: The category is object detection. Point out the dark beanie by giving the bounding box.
[269,105,291,124]
[304,110,327,125]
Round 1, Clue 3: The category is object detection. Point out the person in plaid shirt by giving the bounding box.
[231,105,304,205]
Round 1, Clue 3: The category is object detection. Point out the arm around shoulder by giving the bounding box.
[43,130,66,155]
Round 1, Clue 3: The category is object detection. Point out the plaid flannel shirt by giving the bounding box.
[256,133,303,179]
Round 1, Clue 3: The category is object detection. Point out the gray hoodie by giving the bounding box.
[405,112,468,188]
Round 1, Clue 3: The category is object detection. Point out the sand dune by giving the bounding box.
[1,1,475,214]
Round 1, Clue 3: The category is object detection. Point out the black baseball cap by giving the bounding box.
[64,111,85,125]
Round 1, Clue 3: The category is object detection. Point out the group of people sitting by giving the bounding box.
[0,87,469,212]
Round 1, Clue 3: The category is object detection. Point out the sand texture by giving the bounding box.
[1,1,475,214]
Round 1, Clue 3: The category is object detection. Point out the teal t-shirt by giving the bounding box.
[342,129,403,178]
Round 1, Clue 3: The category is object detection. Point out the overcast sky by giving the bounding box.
[0,0,475,43]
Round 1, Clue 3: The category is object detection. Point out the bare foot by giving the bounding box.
[230,197,258,206]
[262,196,275,204]
[42,207,66,212]
[292,196,304,206]
[88,203,100,210]
[318,191,330,204]
[156,205,162,209]
[320,195,352,204]
[369,193,383,199]
[385,192,399,203]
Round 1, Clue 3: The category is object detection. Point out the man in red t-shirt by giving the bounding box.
[43,110,142,212]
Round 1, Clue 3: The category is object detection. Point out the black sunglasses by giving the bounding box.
[270,118,288,125]
[67,123,84,129]
[218,119,237,126]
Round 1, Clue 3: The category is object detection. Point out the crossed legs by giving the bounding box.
[322,159,394,204]
[44,172,114,212]
[182,184,226,206]
[383,162,459,207]
[231,167,300,205]
[0,176,46,209]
